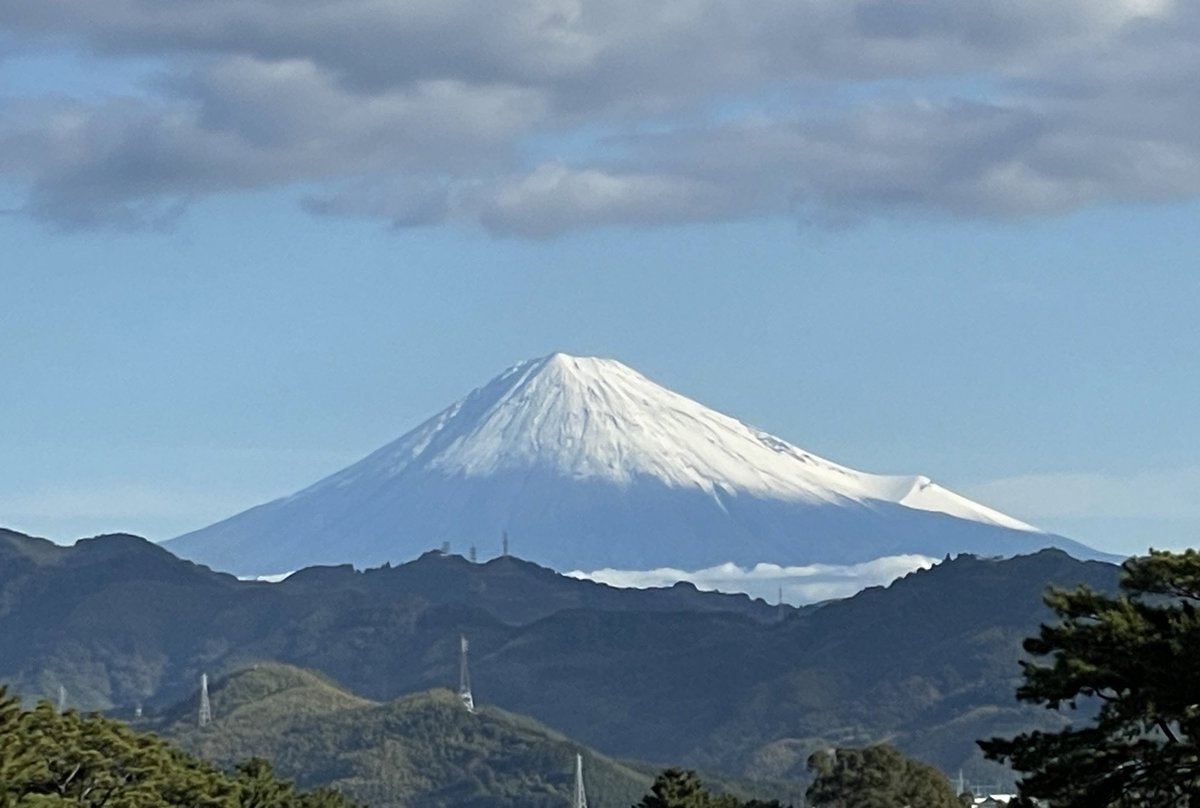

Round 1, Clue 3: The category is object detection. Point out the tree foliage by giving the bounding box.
[633,769,788,808]
[980,549,1200,806]
[0,686,356,808]
[805,744,963,808]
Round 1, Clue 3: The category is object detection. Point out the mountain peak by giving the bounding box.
[534,351,625,373]
[501,352,654,407]
[383,353,1030,524]
[167,354,1105,577]
[333,350,729,489]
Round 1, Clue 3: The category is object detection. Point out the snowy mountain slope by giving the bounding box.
[166,353,1104,576]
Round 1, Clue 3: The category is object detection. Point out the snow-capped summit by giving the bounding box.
[166,353,1101,576]
[346,353,1031,527]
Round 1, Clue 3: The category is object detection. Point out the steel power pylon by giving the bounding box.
[573,753,588,808]
[458,635,475,713]
[198,673,212,727]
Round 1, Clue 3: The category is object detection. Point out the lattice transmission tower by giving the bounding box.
[198,673,212,727]
[573,753,588,808]
[458,635,475,713]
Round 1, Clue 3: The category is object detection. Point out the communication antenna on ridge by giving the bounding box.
[502,532,509,557]
[469,545,477,563]
[198,673,212,727]
[458,635,475,713]
[573,753,588,808]
[57,685,67,712]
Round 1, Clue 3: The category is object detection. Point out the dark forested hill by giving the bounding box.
[274,548,786,625]
[0,528,1121,784]
[0,528,782,710]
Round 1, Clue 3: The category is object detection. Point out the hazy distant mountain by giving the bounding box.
[0,528,1121,782]
[166,353,1102,576]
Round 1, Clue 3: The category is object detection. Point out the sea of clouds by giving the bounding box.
[569,553,939,605]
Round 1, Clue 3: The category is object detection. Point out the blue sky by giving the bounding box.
[2,1,1198,557]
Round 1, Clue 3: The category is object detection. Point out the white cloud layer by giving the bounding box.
[1,0,1197,232]
[568,554,937,605]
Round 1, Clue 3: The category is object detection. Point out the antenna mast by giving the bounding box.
[458,635,475,713]
[573,753,588,808]
[57,685,67,712]
[198,673,212,727]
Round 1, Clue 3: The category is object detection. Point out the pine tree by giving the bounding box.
[0,688,357,808]
[980,549,1200,806]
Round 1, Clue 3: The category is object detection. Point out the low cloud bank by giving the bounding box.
[568,554,938,605]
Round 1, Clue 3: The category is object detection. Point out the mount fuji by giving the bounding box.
[166,353,1104,578]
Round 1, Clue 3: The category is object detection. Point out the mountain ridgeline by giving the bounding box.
[165,353,1105,576]
[1,527,1121,789]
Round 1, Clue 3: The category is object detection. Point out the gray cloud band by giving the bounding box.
[0,0,1194,233]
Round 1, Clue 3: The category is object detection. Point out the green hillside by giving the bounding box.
[162,663,655,808]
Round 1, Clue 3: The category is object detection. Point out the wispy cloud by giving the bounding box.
[963,467,1200,521]
[0,484,261,539]
[0,445,360,542]
[0,484,245,521]
[568,555,937,605]
[1,0,1197,233]
[961,467,1200,554]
